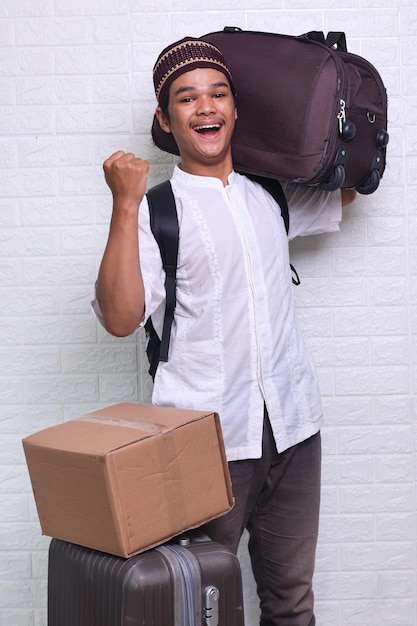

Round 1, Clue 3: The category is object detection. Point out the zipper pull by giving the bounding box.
[337,98,346,135]
[338,98,357,141]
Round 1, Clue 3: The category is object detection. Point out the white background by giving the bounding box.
[0,0,415,624]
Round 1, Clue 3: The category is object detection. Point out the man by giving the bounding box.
[93,38,356,626]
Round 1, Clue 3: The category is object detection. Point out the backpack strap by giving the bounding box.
[242,173,300,285]
[146,180,179,374]
[241,173,289,234]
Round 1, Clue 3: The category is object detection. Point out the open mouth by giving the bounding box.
[194,124,221,136]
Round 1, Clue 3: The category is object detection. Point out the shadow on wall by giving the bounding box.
[237,531,260,625]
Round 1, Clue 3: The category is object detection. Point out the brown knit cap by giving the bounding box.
[153,37,235,107]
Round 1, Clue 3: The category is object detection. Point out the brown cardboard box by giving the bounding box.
[23,403,233,557]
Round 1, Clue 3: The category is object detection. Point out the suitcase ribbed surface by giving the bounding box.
[48,539,173,625]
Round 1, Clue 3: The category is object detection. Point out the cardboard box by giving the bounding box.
[23,403,233,557]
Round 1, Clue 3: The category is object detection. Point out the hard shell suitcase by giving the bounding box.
[47,534,245,626]
[152,27,388,195]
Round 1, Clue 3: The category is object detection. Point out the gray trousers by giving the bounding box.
[201,414,321,626]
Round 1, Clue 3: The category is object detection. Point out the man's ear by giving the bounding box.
[155,106,172,134]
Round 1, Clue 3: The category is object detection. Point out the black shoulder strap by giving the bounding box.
[242,173,300,284]
[241,173,289,234]
[146,180,179,365]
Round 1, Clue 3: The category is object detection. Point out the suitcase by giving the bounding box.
[47,534,245,626]
[152,27,388,195]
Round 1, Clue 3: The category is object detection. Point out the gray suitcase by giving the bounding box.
[48,534,245,625]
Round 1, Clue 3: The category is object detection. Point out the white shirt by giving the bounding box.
[93,166,342,461]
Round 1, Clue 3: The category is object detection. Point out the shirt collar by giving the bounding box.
[172,164,238,189]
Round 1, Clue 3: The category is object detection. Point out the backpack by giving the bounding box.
[144,174,295,380]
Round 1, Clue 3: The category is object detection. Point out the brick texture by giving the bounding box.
[0,2,415,625]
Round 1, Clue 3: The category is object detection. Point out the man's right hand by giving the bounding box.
[95,151,148,337]
[103,151,150,212]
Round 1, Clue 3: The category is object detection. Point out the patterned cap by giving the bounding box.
[153,37,235,107]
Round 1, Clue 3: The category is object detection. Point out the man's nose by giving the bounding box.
[197,95,215,114]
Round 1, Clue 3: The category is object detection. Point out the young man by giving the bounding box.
[93,38,356,626]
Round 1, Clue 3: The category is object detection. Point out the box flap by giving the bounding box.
[22,403,215,456]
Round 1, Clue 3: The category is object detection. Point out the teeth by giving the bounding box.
[195,124,220,131]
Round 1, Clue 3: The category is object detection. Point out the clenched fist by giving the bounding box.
[103,151,150,212]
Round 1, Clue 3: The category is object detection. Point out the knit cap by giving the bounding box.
[153,37,235,108]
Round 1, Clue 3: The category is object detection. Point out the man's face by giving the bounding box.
[156,67,237,176]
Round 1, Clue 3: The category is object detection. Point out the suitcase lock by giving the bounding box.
[204,585,220,626]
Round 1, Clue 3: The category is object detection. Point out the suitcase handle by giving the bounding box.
[325,32,347,52]
[304,30,348,52]
[303,30,326,44]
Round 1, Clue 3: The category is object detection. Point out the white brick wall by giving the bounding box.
[0,1,415,624]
